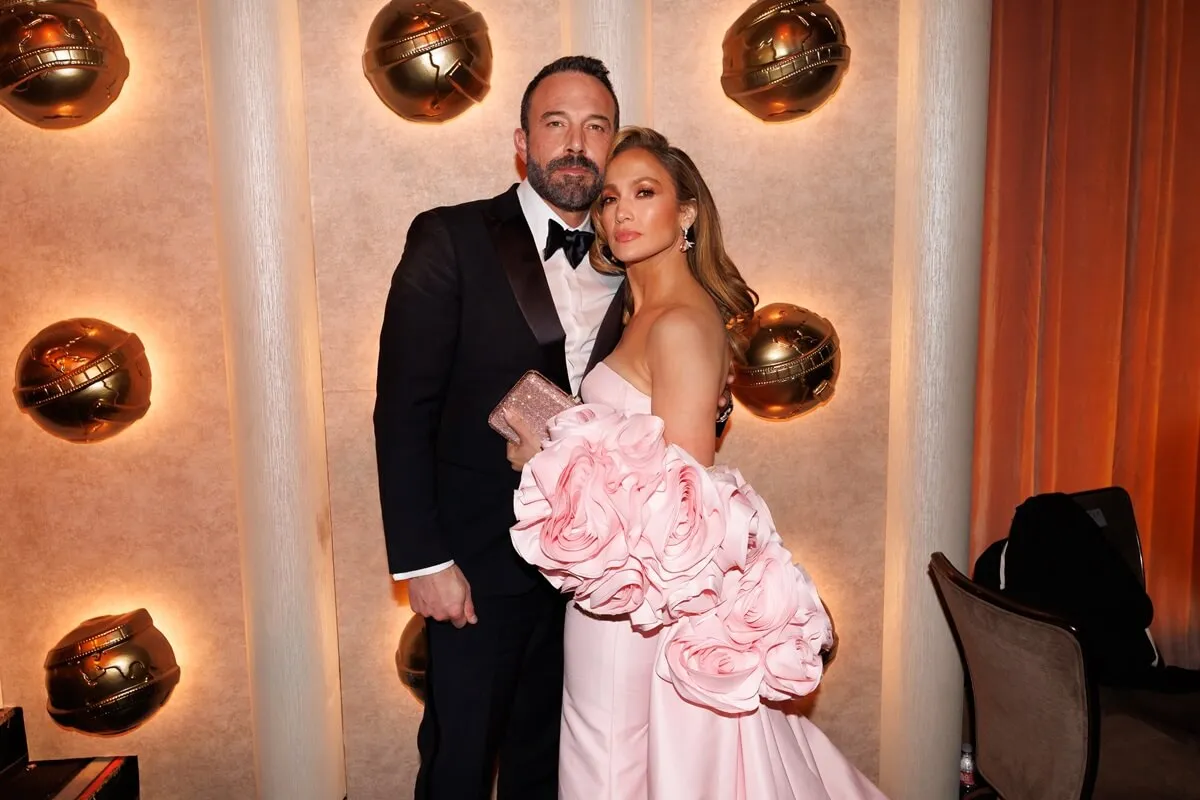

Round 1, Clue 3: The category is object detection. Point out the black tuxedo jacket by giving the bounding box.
[374,185,625,596]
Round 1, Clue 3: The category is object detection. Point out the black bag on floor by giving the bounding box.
[973,492,1158,687]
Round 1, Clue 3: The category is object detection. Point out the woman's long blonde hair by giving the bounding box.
[590,127,758,329]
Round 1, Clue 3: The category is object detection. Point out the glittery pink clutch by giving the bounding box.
[488,370,579,445]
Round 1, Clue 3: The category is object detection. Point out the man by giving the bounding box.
[374,56,624,800]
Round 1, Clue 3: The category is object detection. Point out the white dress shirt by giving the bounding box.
[393,180,623,581]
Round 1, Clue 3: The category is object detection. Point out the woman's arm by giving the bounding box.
[646,307,728,466]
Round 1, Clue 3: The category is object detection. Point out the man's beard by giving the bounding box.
[526,154,603,212]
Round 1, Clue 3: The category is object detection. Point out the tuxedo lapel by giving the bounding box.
[485,187,571,392]
[584,282,627,377]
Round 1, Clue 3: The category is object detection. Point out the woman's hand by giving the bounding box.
[504,409,542,471]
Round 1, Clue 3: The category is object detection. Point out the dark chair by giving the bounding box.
[930,552,1200,799]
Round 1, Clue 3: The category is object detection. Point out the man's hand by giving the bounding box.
[504,410,541,472]
[408,565,477,628]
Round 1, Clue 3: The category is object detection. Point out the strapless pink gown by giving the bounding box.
[556,363,887,800]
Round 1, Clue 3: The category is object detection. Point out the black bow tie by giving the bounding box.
[544,219,594,269]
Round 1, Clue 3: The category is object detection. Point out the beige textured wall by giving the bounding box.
[653,0,899,775]
[305,0,897,796]
[0,2,255,799]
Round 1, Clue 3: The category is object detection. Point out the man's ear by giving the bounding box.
[514,127,528,165]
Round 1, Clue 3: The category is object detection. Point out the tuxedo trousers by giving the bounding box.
[415,581,566,800]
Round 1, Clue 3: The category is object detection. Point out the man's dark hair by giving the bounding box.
[519,56,620,132]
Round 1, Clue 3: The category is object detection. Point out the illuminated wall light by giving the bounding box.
[12,317,151,443]
[362,0,492,124]
[0,0,130,129]
[720,0,850,123]
[44,608,181,736]
[394,614,427,705]
[730,302,840,420]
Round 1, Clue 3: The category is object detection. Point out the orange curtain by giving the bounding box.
[971,0,1200,667]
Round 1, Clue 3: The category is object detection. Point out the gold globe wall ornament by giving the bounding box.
[395,613,428,703]
[730,302,840,420]
[45,609,181,735]
[363,0,492,124]
[13,317,151,443]
[721,0,850,123]
[0,0,129,129]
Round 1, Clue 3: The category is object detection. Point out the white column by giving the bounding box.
[196,2,345,798]
[561,0,652,126]
[879,1,992,798]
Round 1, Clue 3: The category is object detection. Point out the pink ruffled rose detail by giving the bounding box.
[575,563,649,617]
[512,403,838,711]
[547,403,620,441]
[720,548,800,646]
[759,564,834,700]
[708,467,779,572]
[639,452,726,588]
[660,560,724,623]
[741,481,783,557]
[773,561,834,648]
[606,413,668,472]
[606,414,669,544]
[543,569,585,594]
[511,439,629,582]
[762,629,826,699]
[657,610,765,714]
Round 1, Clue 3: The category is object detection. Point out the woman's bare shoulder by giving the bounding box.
[647,302,725,347]
[645,304,727,376]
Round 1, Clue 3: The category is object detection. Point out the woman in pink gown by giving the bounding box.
[510,127,887,800]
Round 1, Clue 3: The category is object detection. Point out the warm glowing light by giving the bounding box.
[11,302,177,446]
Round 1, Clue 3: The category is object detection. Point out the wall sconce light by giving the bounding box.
[395,614,427,704]
[721,0,850,123]
[45,609,181,735]
[12,317,151,443]
[363,0,492,124]
[0,0,129,129]
[730,303,840,420]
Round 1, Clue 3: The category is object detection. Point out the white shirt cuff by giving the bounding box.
[392,560,455,581]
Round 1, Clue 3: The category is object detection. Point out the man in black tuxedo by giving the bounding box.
[374,57,625,799]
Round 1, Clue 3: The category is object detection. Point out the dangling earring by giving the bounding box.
[680,225,695,253]
[601,244,625,267]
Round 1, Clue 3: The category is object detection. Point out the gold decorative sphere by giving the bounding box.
[363,0,492,124]
[13,318,151,443]
[395,613,428,703]
[0,0,129,129]
[721,0,850,123]
[45,609,181,735]
[730,303,840,420]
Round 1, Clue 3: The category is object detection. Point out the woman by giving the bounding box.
[510,128,886,799]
